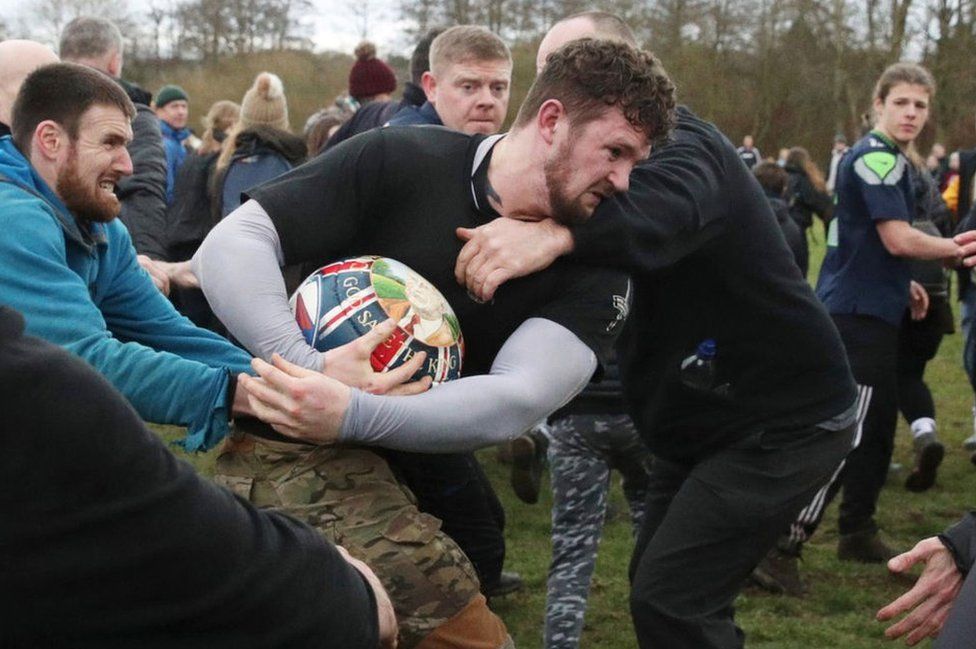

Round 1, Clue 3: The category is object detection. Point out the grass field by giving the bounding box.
[159,232,976,648]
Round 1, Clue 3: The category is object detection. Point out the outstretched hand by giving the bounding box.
[321,318,432,396]
[240,354,351,443]
[876,536,963,645]
[455,217,574,302]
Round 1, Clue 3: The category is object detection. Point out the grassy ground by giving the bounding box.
[159,231,976,648]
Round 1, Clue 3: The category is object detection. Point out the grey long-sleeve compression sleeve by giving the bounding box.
[193,200,323,370]
[339,317,597,452]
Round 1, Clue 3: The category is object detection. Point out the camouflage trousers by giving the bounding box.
[544,415,652,649]
[213,432,509,648]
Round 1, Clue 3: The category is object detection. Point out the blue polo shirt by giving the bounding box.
[816,131,915,326]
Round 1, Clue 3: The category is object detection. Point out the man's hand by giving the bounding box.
[137,255,171,295]
[952,229,976,267]
[321,319,432,396]
[334,545,398,648]
[876,536,963,645]
[455,217,574,302]
[909,281,929,321]
[159,260,200,289]
[239,354,352,443]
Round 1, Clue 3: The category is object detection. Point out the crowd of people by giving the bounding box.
[2,10,976,649]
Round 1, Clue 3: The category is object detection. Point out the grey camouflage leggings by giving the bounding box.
[545,414,652,649]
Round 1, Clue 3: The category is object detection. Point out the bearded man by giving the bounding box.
[195,38,675,648]
[0,61,399,648]
[0,62,262,451]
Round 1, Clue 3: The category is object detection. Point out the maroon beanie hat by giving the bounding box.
[348,41,397,101]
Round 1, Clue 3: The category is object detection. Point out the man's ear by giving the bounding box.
[34,120,66,161]
[107,49,123,78]
[537,99,565,145]
[421,71,438,104]
[871,97,884,121]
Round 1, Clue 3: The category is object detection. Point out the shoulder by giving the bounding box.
[386,105,427,126]
[0,183,62,239]
[352,101,398,129]
[131,107,163,140]
[667,108,737,164]
[94,219,139,271]
[103,217,135,246]
[847,136,906,186]
[346,125,470,162]
[240,126,307,164]
[626,109,734,189]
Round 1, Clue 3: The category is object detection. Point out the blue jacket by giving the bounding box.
[386,101,442,127]
[0,137,252,450]
[160,120,191,205]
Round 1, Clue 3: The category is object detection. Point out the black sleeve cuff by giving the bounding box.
[939,512,976,575]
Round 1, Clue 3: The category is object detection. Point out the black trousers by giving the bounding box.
[897,314,945,425]
[628,420,854,648]
[834,314,900,534]
[785,315,910,550]
[383,450,507,590]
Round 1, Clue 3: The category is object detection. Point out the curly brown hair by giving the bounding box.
[513,38,676,143]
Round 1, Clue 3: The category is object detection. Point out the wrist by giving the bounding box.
[229,373,251,417]
[945,246,964,269]
[544,219,574,256]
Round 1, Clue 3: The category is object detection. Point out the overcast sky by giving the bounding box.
[1,0,413,57]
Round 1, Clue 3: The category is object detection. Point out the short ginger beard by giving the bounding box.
[56,149,121,224]
[544,136,611,226]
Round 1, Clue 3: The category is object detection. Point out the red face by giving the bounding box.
[873,83,930,146]
[545,108,650,225]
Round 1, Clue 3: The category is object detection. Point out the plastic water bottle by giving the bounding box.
[680,339,717,391]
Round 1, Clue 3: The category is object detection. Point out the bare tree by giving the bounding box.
[348,0,373,39]
[28,0,133,46]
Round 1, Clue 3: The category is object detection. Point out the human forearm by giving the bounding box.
[877,220,961,260]
[455,218,575,301]
[0,225,239,450]
[339,318,596,452]
[194,199,322,370]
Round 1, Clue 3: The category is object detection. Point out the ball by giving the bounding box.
[291,256,464,384]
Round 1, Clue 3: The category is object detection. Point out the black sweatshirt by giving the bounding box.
[570,107,856,461]
[0,307,378,648]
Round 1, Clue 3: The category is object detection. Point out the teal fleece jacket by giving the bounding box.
[0,136,252,450]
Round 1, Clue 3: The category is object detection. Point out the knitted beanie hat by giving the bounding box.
[348,41,396,101]
[240,72,289,131]
[156,84,188,109]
